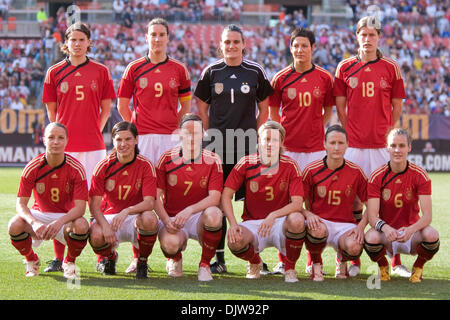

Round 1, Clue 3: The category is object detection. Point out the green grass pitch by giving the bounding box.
[0,168,449,300]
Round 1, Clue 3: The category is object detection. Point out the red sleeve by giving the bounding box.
[391,77,406,99]
[333,76,347,97]
[302,170,313,203]
[101,67,117,100]
[367,175,381,199]
[178,63,191,100]
[142,161,157,198]
[224,160,246,192]
[269,75,282,109]
[324,75,335,107]
[207,159,223,192]
[117,64,135,99]
[17,175,34,198]
[72,168,89,201]
[416,173,432,196]
[289,163,304,197]
[89,164,105,197]
[357,173,368,202]
[42,68,57,103]
[156,154,167,192]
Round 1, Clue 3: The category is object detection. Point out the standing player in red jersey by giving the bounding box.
[334,16,407,276]
[302,125,368,281]
[42,22,116,273]
[155,114,223,282]
[117,18,191,272]
[364,129,439,283]
[8,123,89,279]
[269,27,334,275]
[222,121,306,283]
[88,121,158,279]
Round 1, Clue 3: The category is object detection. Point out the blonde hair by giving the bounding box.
[356,16,383,58]
[258,121,286,155]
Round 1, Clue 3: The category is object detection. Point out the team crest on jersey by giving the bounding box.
[200,176,208,189]
[279,180,288,192]
[60,81,69,93]
[241,83,250,94]
[168,174,177,186]
[106,179,115,192]
[91,80,98,91]
[317,185,326,198]
[36,183,45,194]
[135,179,142,191]
[250,181,259,193]
[382,188,391,201]
[215,83,223,94]
[345,185,353,197]
[380,78,388,89]
[287,88,296,100]
[139,77,148,89]
[405,188,413,200]
[349,77,358,89]
[313,87,321,98]
[65,182,73,194]
[169,78,178,89]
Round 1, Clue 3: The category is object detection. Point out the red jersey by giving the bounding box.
[368,161,431,229]
[334,56,405,149]
[156,147,223,217]
[42,58,116,152]
[117,56,191,135]
[225,154,304,221]
[270,64,334,153]
[303,158,367,223]
[17,153,88,213]
[89,153,157,215]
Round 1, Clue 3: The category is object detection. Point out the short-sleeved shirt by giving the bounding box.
[156,147,223,217]
[302,157,368,224]
[42,57,116,152]
[117,56,191,135]
[89,153,157,215]
[270,64,334,153]
[194,59,273,157]
[225,154,303,221]
[18,153,88,213]
[334,56,405,149]
[368,161,431,229]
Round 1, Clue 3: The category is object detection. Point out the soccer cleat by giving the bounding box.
[409,267,423,283]
[43,259,63,273]
[378,265,391,281]
[166,258,183,277]
[198,264,213,282]
[101,251,118,276]
[62,262,77,279]
[392,264,412,278]
[260,262,270,275]
[310,263,324,282]
[246,262,262,279]
[25,259,40,277]
[348,264,361,277]
[210,261,227,274]
[306,263,327,275]
[272,262,286,275]
[135,259,148,280]
[125,258,138,274]
[284,269,299,283]
[335,261,348,279]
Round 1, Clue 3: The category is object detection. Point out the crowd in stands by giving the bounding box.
[0,0,448,118]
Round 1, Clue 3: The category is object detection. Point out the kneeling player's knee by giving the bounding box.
[364,228,381,244]
[344,239,363,257]
[421,226,439,243]
[160,235,182,255]
[285,212,305,233]
[88,224,104,246]
[72,217,89,234]
[308,223,327,239]
[202,206,222,229]
[8,215,25,235]
[137,211,158,231]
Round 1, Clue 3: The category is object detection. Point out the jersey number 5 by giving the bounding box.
[75,85,84,101]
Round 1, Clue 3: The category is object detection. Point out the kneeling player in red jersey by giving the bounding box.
[223,121,305,283]
[8,123,89,279]
[88,121,158,279]
[155,114,224,281]
[364,129,439,283]
[302,125,368,281]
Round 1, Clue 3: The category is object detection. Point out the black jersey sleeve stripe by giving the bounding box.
[380,161,409,191]
[55,58,71,76]
[134,56,169,83]
[56,58,90,89]
[34,156,67,183]
[104,154,137,180]
[281,65,315,91]
[178,87,191,94]
[344,58,380,82]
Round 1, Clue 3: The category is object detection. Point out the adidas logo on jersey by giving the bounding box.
[75,72,82,77]
[155,69,161,73]
[396,179,402,183]
[301,78,308,82]
[186,166,193,172]
[365,67,372,72]
[51,174,58,179]
[122,171,129,176]
[230,74,237,79]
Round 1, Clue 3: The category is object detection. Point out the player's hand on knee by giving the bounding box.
[164,219,179,234]
[381,224,398,242]
[111,210,129,232]
[31,220,46,240]
[396,226,413,243]
[305,211,321,231]
[227,224,243,244]
[173,207,194,229]
[258,215,275,238]
[43,220,63,240]
[102,224,117,244]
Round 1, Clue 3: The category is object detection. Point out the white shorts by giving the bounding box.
[138,133,181,165]
[316,218,358,259]
[29,209,67,247]
[240,217,287,256]
[386,231,417,258]
[344,147,389,177]
[158,211,203,244]
[99,214,139,249]
[67,149,106,188]
[284,150,326,172]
